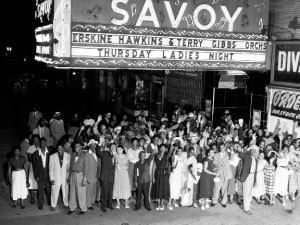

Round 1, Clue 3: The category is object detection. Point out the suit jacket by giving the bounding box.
[85,151,101,183]
[33,126,53,147]
[134,154,153,184]
[214,152,233,181]
[49,152,70,185]
[50,119,66,140]
[97,150,115,182]
[32,148,50,183]
[28,111,42,132]
[237,152,258,184]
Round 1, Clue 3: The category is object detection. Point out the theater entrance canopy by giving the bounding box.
[34,0,270,70]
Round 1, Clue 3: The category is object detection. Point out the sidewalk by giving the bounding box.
[0,183,62,220]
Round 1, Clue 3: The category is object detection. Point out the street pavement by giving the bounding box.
[0,182,299,225]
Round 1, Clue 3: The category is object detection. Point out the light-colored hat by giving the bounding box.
[114,126,122,132]
[158,129,167,134]
[189,133,200,143]
[173,137,184,145]
[53,112,61,117]
[188,112,195,118]
[247,145,259,152]
[161,117,168,122]
[87,139,99,146]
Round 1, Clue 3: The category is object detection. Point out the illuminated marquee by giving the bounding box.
[35,0,270,70]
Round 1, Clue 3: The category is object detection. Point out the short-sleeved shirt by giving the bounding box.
[9,156,27,170]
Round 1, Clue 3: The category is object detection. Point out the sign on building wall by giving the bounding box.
[35,0,55,60]
[267,87,300,138]
[271,41,300,87]
[36,0,270,70]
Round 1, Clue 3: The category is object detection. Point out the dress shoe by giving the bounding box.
[38,206,43,210]
[21,205,25,209]
[88,206,94,210]
[228,199,233,204]
[101,207,107,212]
[51,207,55,211]
[221,204,227,208]
[12,204,16,208]
[211,203,217,207]
[78,211,85,215]
[30,199,35,204]
[146,207,151,211]
[245,210,252,215]
[67,210,74,215]
[94,201,100,206]
[108,206,114,210]
[134,207,140,211]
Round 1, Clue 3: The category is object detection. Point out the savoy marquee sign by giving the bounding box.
[35,0,270,70]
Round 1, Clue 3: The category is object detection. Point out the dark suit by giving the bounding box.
[32,149,51,208]
[134,154,153,209]
[97,150,115,209]
[237,152,258,211]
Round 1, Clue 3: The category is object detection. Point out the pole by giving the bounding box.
[249,92,253,128]
[212,87,215,126]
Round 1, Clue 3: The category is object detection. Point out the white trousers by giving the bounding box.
[51,181,69,208]
[242,173,254,211]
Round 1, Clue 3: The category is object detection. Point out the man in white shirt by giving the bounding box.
[32,138,51,210]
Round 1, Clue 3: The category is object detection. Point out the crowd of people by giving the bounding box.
[7,106,300,216]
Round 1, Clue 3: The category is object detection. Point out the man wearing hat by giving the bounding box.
[50,112,66,147]
[85,139,101,210]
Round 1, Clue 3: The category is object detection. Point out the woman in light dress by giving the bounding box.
[288,144,300,201]
[168,146,184,209]
[8,147,29,208]
[273,145,291,206]
[26,135,40,204]
[113,145,131,209]
[252,151,267,203]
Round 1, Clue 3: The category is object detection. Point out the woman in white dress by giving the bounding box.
[26,135,40,204]
[252,151,267,203]
[168,146,184,209]
[273,145,291,206]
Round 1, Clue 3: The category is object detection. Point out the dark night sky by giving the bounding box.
[2,1,36,58]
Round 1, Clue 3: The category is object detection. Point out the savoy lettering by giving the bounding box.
[111,0,242,32]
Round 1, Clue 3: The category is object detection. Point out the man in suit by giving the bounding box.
[28,107,43,132]
[97,144,115,212]
[67,142,88,215]
[134,151,153,211]
[32,138,51,209]
[33,119,53,147]
[85,139,101,210]
[234,145,258,215]
[50,112,66,147]
[49,144,70,211]
[211,142,233,208]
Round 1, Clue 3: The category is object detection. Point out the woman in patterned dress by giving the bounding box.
[264,145,277,205]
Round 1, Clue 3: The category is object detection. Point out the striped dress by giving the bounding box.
[264,162,276,195]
